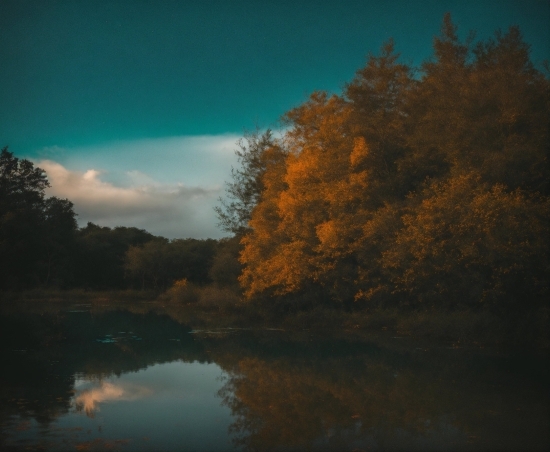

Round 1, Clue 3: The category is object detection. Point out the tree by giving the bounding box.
[240,48,412,302]
[238,139,292,298]
[345,38,413,202]
[382,174,549,311]
[74,223,155,289]
[40,197,78,286]
[209,236,242,289]
[124,238,217,290]
[0,147,49,212]
[125,238,170,290]
[215,129,282,235]
[0,147,79,289]
[235,15,550,317]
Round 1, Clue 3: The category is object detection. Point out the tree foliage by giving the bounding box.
[124,238,217,290]
[215,129,285,236]
[236,15,550,314]
[73,223,156,290]
[0,147,78,289]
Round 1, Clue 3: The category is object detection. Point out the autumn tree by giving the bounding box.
[240,93,359,300]
[345,38,413,202]
[469,26,549,193]
[240,47,413,302]
[382,174,550,311]
[235,15,549,317]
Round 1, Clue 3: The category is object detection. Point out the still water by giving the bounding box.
[0,304,548,451]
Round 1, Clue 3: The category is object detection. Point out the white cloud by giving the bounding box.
[32,132,283,238]
[44,134,242,188]
[39,159,226,239]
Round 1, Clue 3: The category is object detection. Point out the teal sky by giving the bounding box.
[1,0,549,238]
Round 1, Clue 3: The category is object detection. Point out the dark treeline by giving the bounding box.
[217,15,549,321]
[0,146,230,291]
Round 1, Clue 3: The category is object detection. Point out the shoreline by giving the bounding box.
[1,288,548,349]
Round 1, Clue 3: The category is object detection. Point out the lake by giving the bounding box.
[0,302,548,451]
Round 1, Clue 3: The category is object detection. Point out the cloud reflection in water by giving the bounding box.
[74,381,152,418]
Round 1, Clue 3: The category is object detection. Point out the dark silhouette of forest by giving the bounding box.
[0,146,224,291]
[1,16,549,336]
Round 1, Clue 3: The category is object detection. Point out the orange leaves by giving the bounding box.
[350,137,369,168]
[173,278,188,288]
[315,221,338,250]
[239,238,311,297]
[236,19,549,310]
[238,89,382,299]
[380,173,550,306]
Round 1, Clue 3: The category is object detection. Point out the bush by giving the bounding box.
[197,286,241,311]
[162,279,200,304]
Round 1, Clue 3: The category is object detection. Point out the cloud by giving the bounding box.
[32,132,283,238]
[42,134,242,188]
[39,160,225,239]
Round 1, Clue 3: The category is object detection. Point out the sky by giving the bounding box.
[1,0,549,239]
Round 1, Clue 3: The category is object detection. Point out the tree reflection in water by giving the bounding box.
[0,305,548,451]
[214,336,549,451]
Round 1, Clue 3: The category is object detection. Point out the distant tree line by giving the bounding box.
[216,15,549,317]
[0,147,238,291]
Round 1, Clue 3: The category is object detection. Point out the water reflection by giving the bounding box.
[218,356,481,450]
[74,380,152,418]
[0,304,548,451]
[211,334,550,451]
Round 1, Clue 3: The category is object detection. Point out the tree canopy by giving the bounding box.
[215,129,285,236]
[0,148,78,289]
[233,15,549,314]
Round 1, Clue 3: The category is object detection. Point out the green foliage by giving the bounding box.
[209,236,242,288]
[41,197,79,286]
[0,147,49,209]
[215,129,284,235]
[124,237,217,290]
[0,147,78,289]
[73,223,155,290]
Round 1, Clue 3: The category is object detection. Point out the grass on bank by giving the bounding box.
[1,282,548,348]
[157,280,550,348]
[0,288,159,304]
